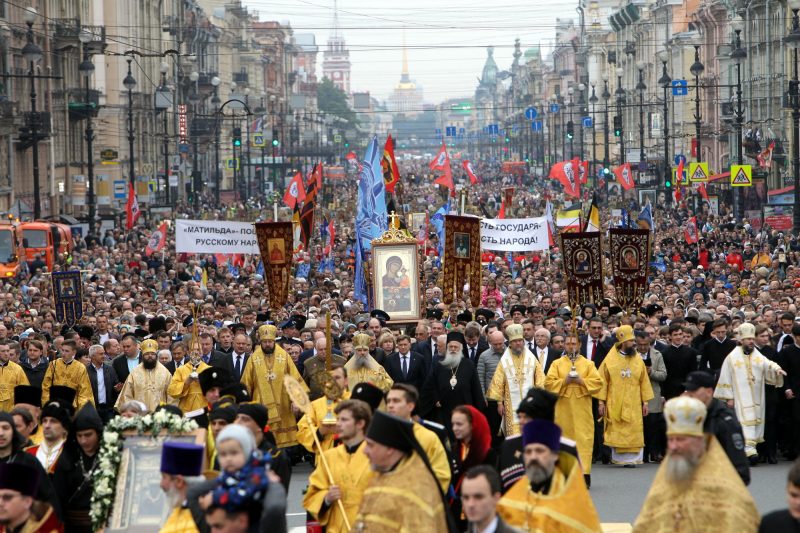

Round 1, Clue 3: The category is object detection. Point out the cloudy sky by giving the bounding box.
[245,0,579,103]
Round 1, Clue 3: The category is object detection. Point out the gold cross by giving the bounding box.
[388,211,401,230]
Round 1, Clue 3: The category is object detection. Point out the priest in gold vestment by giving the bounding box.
[497,419,602,532]
[633,396,759,533]
[41,339,93,409]
[297,365,350,458]
[167,356,211,414]
[343,333,393,392]
[303,399,373,532]
[241,324,307,448]
[0,353,29,412]
[354,411,449,532]
[597,325,654,465]
[487,324,545,437]
[544,332,604,477]
[159,441,204,533]
[114,340,173,413]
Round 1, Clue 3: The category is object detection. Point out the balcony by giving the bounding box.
[197,72,220,89]
[66,89,102,120]
[233,71,249,85]
[190,117,217,138]
[49,19,107,53]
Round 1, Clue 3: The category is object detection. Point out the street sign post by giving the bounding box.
[525,107,538,120]
[672,80,688,96]
[730,165,753,186]
[689,162,709,182]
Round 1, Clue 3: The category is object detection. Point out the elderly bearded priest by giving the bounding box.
[487,324,545,436]
[343,333,393,393]
[633,396,759,533]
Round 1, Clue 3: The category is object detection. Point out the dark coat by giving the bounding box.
[87,362,120,406]
[418,358,486,429]
[780,344,800,396]
[111,353,141,384]
[20,360,48,389]
[164,357,189,375]
[384,351,429,391]
[758,510,800,533]
[209,351,250,382]
[463,339,489,366]
[660,344,699,400]
[699,337,737,374]
[704,398,750,486]
[580,335,613,368]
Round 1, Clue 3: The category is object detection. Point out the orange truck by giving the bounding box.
[0,223,22,278]
[18,221,73,273]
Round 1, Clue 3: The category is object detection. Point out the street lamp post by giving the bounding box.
[658,50,672,201]
[589,84,598,185]
[785,0,800,231]
[123,59,137,188]
[244,88,252,201]
[690,44,705,164]
[568,86,575,159]
[78,30,95,227]
[578,83,586,162]
[188,71,200,211]
[22,7,43,219]
[731,15,747,219]
[616,66,625,164]
[156,63,170,206]
[211,76,221,205]
[602,73,610,172]
[636,61,647,169]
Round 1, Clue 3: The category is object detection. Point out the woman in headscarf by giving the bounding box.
[450,405,495,529]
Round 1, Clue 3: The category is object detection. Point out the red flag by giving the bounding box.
[549,160,581,198]
[145,221,168,256]
[430,143,454,196]
[697,182,709,202]
[685,216,699,244]
[757,141,776,168]
[675,159,685,202]
[577,159,589,184]
[125,181,140,230]
[311,163,323,190]
[462,160,479,185]
[613,163,635,191]
[299,164,319,249]
[283,172,306,209]
[382,134,401,193]
[345,151,357,161]
[498,199,506,219]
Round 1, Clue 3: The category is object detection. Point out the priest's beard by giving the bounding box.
[510,345,524,357]
[441,350,462,369]
[525,460,552,485]
[143,357,157,370]
[164,486,183,509]
[665,453,700,484]
[354,355,371,369]
[261,344,275,355]
[743,345,754,355]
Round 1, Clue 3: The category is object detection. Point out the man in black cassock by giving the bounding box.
[419,330,486,436]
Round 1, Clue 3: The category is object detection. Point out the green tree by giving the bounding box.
[317,78,357,125]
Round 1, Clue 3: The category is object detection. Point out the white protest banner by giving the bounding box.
[175,219,259,254]
[480,217,549,252]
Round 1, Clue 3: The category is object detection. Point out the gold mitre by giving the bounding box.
[506,324,524,342]
[140,339,159,354]
[353,333,371,349]
[664,396,707,437]
[259,324,277,341]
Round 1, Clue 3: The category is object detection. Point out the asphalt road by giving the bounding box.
[284,458,793,530]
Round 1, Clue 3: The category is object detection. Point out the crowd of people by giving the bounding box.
[0,157,796,532]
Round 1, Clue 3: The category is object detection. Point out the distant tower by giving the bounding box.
[388,34,423,114]
[322,0,351,93]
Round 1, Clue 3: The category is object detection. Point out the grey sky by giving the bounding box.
[245,0,579,102]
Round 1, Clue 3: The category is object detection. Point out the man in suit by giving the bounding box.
[461,465,518,533]
[210,333,251,382]
[699,318,736,378]
[298,337,342,375]
[414,320,446,362]
[385,335,428,391]
[533,327,561,375]
[164,341,189,375]
[463,323,489,367]
[773,312,796,353]
[580,317,613,367]
[661,323,700,401]
[198,333,226,365]
[758,460,800,532]
[780,324,800,461]
[87,344,119,423]
[112,333,141,385]
[522,319,537,355]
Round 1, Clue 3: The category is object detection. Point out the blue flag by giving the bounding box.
[638,203,654,231]
[354,136,388,306]
[256,260,265,278]
[430,201,450,259]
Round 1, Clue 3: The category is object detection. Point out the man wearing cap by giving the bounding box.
[304,399,373,532]
[354,411,449,531]
[633,397,759,532]
[13,385,43,446]
[497,419,601,532]
[0,340,28,413]
[487,324,545,436]
[714,322,786,463]
[53,403,103,532]
[419,330,485,432]
[684,370,750,484]
[597,325,654,466]
[167,344,212,413]
[0,462,61,532]
[241,324,307,449]
[41,339,93,410]
[343,333,393,393]
[114,339,173,413]
[27,388,74,474]
[297,364,350,459]
[544,331,603,484]
[159,441,205,532]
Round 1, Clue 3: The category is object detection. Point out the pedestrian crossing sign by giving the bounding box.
[689,162,709,182]
[730,164,752,186]
[252,134,265,147]
[226,158,239,170]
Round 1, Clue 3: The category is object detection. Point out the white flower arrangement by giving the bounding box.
[89,412,198,531]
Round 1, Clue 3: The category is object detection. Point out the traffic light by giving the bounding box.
[232,127,242,147]
[613,116,622,137]
[272,128,279,147]
[602,167,611,177]
[504,136,510,143]
[344,141,350,148]
[566,121,574,140]
[665,172,672,188]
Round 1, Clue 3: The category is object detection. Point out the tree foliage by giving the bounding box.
[317,78,357,125]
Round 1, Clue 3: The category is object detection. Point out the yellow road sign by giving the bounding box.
[689,162,709,182]
[226,158,240,170]
[730,164,752,186]
[252,134,265,147]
